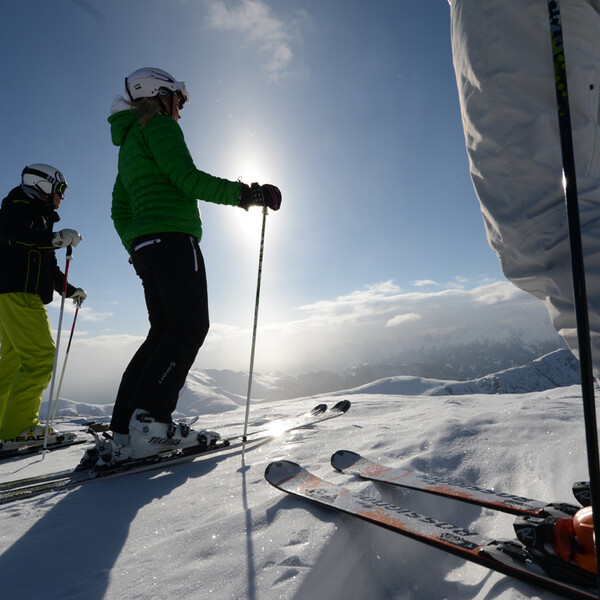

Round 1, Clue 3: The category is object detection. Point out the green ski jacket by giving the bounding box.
[109,108,242,253]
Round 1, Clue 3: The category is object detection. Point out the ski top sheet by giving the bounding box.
[0,437,87,461]
[331,450,581,518]
[0,421,110,462]
[264,460,597,600]
[0,400,351,504]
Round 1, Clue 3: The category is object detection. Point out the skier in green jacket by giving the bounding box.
[98,67,281,466]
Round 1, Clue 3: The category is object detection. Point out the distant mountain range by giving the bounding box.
[196,341,576,402]
[53,345,584,419]
[174,347,582,409]
[323,348,582,397]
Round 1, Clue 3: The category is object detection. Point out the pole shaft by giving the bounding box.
[52,304,80,422]
[42,246,73,452]
[242,206,268,443]
[546,1,600,584]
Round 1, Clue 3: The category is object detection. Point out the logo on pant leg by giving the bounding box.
[158,362,177,385]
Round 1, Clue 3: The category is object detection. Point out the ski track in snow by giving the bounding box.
[0,385,589,600]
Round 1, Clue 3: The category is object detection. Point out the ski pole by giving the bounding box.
[50,296,82,423]
[42,245,73,454]
[546,0,600,583]
[242,205,268,446]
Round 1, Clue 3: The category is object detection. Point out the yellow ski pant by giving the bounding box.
[0,293,55,439]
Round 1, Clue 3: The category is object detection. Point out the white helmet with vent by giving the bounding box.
[125,67,189,109]
[21,164,68,197]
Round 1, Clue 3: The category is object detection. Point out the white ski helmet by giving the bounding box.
[125,67,189,108]
[21,164,68,197]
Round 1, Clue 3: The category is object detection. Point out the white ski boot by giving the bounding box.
[79,430,131,469]
[0,424,76,452]
[128,409,220,459]
[94,435,133,468]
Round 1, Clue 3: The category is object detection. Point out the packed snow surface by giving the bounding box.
[0,382,592,600]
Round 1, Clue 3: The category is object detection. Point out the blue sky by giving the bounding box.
[2,0,561,388]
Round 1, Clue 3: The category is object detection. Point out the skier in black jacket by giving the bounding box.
[0,164,86,449]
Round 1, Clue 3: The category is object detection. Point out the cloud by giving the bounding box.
[52,334,143,405]
[194,279,561,373]
[298,281,406,322]
[55,280,562,402]
[386,313,421,327]
[47,299,112,324]
[68,0,106,21]
[203,0,304,80]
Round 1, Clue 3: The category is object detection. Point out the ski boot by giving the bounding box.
[94,434,133,468]
[78,428,131,470]
[128,409,221,459]
[513,507,597,588]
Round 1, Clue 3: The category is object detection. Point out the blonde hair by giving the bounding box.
[129,96,168,128]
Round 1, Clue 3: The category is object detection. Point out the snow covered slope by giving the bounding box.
[0,383,591,600]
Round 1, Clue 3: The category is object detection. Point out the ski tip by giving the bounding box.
[331,399,351,413]
[264,460,305,485]
[331,450,361,472]
[310,403,328,416]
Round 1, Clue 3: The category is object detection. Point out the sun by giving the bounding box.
[234,153,272,187]
[225,153,274,243]
[228,202,266,245]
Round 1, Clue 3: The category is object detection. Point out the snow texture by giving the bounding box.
[0,364,592,600]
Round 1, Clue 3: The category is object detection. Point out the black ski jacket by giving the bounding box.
[0,186,75,304]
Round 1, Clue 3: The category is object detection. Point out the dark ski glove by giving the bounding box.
[239,183,282,211]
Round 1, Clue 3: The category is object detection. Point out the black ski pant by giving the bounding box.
[110,232,210,434]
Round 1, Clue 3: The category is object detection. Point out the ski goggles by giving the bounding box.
[55,181,68,197]
[174,89,187,110]
[158,87,187,110]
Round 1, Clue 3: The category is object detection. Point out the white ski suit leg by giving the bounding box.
[451,0,600,376]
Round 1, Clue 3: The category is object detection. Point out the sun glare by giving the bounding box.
[264,421,288,437]
[229,203,265,245]
[235,155,271,187]
[227,154,274,244]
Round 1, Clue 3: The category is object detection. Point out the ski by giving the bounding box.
[265,460,597,600]
[0,422,109,462]
[330,450,581,518]
[0,401,350,504]
[0,437,87,461]
[0,404,330,492]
